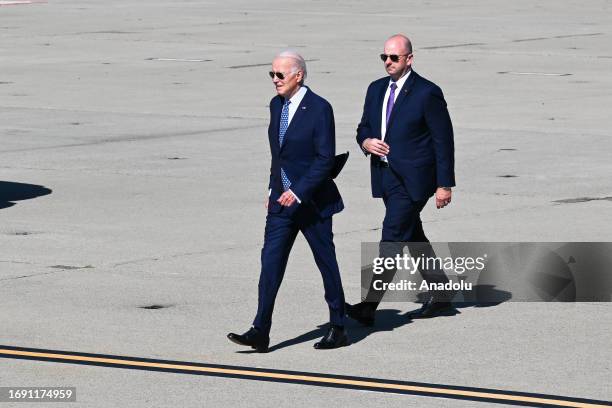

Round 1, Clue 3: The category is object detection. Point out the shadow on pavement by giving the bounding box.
[258,285,512,351]
[0,181,52,209]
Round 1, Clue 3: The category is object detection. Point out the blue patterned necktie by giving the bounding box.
[279,99,291,191]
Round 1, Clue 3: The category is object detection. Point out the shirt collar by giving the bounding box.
[285,85,308,106]
[388,70,411,90]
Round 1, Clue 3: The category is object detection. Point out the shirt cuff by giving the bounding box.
[288,189,301,204]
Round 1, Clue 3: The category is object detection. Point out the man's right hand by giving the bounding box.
[362,138,390,157]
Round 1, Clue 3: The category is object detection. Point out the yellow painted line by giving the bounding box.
[1,348,609,408]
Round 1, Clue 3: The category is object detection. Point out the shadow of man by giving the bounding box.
[255,309,412,352]
[261,284,512,352]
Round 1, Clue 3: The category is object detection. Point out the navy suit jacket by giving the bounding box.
[356,71,455,201]
[267,88,344,218]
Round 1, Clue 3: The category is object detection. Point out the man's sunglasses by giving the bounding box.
[269,71,295,80]
[380,53,410,63]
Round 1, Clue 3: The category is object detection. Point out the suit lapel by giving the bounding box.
[372,81,387,139]
[270,96,282,153]
[279,88,310,152]
[386,71,416,131]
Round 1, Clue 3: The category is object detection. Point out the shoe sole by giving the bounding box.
[228,335,269,352]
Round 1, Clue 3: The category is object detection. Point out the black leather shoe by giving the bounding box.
[313,325,348,349]
[227,327,269,352]
[409,298,454,319]
[345,302,375,326]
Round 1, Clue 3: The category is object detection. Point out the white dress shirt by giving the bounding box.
[377,70,410,163]
[269,86,308,203]
[287,85,307,123]
[380,70,411,140]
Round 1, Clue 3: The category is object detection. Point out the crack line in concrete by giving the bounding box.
[0,124,265,154]
[0,269,70,282]
[0,105,268,121]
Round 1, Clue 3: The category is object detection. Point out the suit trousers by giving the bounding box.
[364,166,449,306]
[253,203,345,334]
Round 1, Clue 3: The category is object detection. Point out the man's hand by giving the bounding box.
[435,187,452,209]
[362,138,390,157]
[277,190,297,207]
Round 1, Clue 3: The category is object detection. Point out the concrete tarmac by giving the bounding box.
[1,0,611,407]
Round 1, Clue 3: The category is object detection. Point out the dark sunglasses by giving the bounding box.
[269,71,293,80]
[380,53,410,63]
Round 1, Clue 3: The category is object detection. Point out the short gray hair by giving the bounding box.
[275,49,307,83]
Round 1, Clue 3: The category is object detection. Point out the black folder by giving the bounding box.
[331,151,349,179]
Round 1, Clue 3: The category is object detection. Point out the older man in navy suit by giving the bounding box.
[228,51,347,352]
[347,34,456,326]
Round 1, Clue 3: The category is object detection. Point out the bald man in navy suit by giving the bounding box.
[347,34,457,326]
[228,51,347,352]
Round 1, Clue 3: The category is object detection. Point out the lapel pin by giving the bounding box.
[302,106,307,109]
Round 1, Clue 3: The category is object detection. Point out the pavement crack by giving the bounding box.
[336,226,382,236]
[48,264,94,270]
[0,270,68,281]
[0,260,36,265]
[553,196,612,204]
[0,124,265,154]
[110,246,252,268]
[0,165,195,179]
[0,105,268,121]
[421,42,486,50]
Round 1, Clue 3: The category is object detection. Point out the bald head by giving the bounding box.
[382,34,414,81]
[385,34,412,54]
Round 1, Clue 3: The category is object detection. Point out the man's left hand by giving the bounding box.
[435,187,452,209]
[277,190,297,207]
